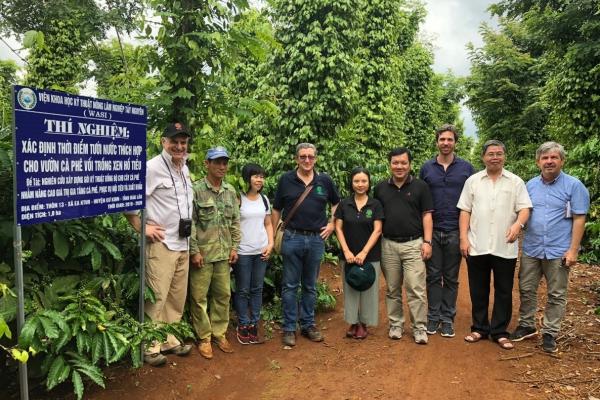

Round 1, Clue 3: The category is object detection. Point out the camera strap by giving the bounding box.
[161,155,190,219]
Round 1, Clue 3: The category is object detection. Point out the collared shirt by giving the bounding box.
[334,196,384,262]
[143,149,193,252]
[523,171,590,259]
[190,178,241,263]
[457,168,532,259]
[273,169,340,231]
[419,155,475,232]
[374,175,434,238]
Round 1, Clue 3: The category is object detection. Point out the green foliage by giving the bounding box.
[467,0,600,259]
[270,0,361,145]
[315,280,336,312]
[466,21,550,160]
[0,1,468,398]
[87,40,159,105]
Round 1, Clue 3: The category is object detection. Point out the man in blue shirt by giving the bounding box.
[420,124,475,338]
[510,142,590,353]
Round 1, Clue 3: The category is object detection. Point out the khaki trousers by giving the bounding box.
[518,255,569,337]
[189,259,231,340]
[381,238,427,333]
[145,242,189,354]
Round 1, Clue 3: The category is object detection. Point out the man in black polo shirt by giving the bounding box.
[272,143,340,347]
[374,147,434,344]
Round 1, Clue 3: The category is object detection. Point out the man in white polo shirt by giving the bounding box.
[457,139,531,350]
[126,122,194,365]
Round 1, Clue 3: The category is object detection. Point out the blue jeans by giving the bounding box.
[280,230,325,332]
[426,230,462,324]
[233,254,267,326]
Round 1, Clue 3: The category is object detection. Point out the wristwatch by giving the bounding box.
[423,240,432,246]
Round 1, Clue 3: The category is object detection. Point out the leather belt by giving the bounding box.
[384,235,420,243]
[287,228,320,236]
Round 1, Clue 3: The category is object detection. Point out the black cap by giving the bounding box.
[163,122,191,138]
[344,262,376,291]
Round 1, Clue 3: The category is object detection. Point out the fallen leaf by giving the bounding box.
[214,374,221,380]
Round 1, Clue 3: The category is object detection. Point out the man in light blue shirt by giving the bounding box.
[511,142,590,353]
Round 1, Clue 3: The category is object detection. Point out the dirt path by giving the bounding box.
[74,259,550,400]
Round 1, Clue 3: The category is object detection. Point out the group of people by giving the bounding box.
[128,121,589,366]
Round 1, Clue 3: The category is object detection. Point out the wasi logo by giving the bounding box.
[17,88,37,110]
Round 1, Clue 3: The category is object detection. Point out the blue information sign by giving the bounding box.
[13,86,147,226]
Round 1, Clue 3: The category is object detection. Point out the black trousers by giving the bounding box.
[467,254,516,341]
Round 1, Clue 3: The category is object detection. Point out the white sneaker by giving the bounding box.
[388,326,403,340]
[414,330,428,344]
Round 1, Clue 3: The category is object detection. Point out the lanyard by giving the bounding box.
[160,155,190,219]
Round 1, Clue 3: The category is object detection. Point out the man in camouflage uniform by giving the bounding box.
[189,146,241,359]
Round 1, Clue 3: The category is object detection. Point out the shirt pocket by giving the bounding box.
[223,202,234,221]
[196,200,216,231]
[498,188,515,209]
[155,179,174,192]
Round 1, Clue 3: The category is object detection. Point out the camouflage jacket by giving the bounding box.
[190,178,241,263]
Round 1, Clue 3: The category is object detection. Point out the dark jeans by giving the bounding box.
[467,254,516,341]
[233,254,267,326]
[280,230,325,332]
[426,230,461,324]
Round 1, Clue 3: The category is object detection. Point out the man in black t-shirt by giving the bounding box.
[272,143,340,347]
[374,147,434,345]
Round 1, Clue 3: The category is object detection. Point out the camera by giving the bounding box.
[179,218,192,238]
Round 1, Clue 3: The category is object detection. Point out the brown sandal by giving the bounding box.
[497,337,514,350]
[464,332,485,343]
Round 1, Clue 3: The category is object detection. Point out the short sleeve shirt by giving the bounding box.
[273,170,340,231]
[523,172,590,259]
[238,194,271,255]
[419,156,475,231]
[374,176,434,238]
[144,150,193,251]
[334,196,384,262]
[457,168,532,259]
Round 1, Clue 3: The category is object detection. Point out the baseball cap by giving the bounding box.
[206,146,230,160]
[163,122,191,138]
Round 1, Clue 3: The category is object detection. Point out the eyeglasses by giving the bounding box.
[298,155,316,161]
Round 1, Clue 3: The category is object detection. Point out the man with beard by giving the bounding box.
[126,122,194,366]
[420,124,475,338]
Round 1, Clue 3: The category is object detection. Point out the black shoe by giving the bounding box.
[248,325,264,344]
[542,333,558,353]
[440,323,455,338]
[510,325,538,342]
[282,331,296,347]
[301,326,324,342]
[237,325,250,345]
[426,320,440,335]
